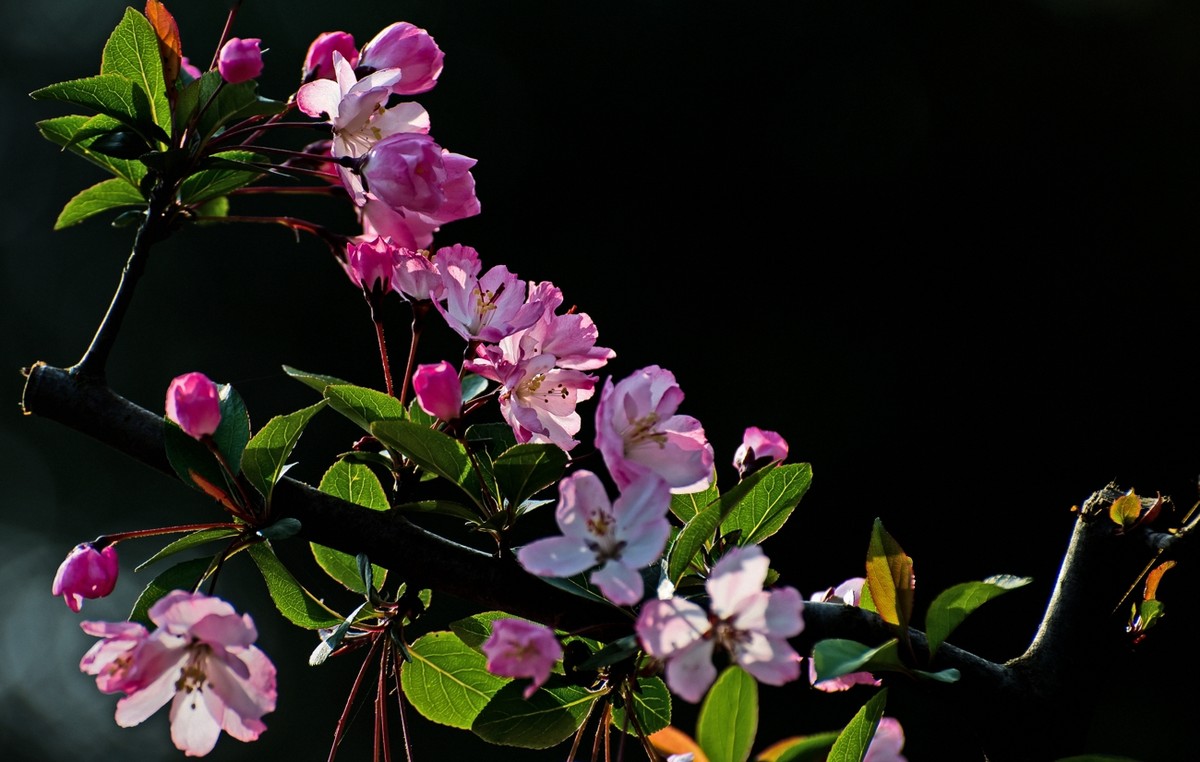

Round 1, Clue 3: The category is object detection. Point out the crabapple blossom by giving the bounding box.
[217,38,263,84]
[389,245,444,302]
[79,590,277,757]
[302,31,358,82]
[434,247,546,343]
[165,372,221,440]
[413,361,462,421]
[358,131,450,214]
[481,618,562,699]
[52,542,119,612]
[517,471,671,605]
[342,236,398,293]
[636,545,804,703]
[865,717,908,762]
[808,577,882,692]
[473,280,614,373]
[358,22,444,94]
[733,426,789,479]
[595,365,714,494]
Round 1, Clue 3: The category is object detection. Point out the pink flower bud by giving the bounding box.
[180,56,204,80]
[358,22,444,94]
[303,31,357,82]
[413,361,462,421]
[343,237,397,293]
[165,372,222,439]
[52,542,119,612]
[733,426,788,478]
[217,37,264,84]
[359,132,447,214]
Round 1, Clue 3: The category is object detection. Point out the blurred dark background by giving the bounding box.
[4,1,1200,760]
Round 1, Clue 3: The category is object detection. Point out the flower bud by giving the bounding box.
[217,37,264,84]
[358,22,444,94]
[359,132,447,214]
[413,361,462,421]
[165,372,222,439]
[303,31,357,82]
[343,237,397,293]
[52,542,119,612]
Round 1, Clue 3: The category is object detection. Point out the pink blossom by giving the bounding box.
[481,618,562,699]
[165,372,222,440]
[217,38,263,84]
[595,366,714,494]
[865,717,908,762]
[733,426,789,479]
[434,248,545,343]
[518,471,671,605]
[492,354,596,452]
[358,22,444,94]
[302,31,358,82]
[413,361,462,421]
[180,56,203,80]
[359,132,449,214]
[475,281,614,372]
[636,545,804,703]
[52,542,119,612]
[79,590,277,757]
[343,236,397,293]
[391,246,444,302]
[808,577,882,692]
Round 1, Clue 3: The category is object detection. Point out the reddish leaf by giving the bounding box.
[145,1,182,92]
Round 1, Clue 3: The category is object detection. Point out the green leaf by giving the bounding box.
[129,556,213,627]
[827,688,888,762]
[283,365,352,396]
[402,631,509,729]
[763,732,840,762]
[667,467,773,585]
[247,542,341,629]
[134,527,241,572]
[670,480,719,523]
[313,460,389,593]
[697,666,758,762]
[925,575,1032,657]
[197,78,286,141]
[811,639,893,685]
[100,7,170,137]
[31,74,166,144]
[719,462,812,546]
[611,676,671,737]
[178,150,266,207]
[37,115,149,186]
[395,499,484,523]
[53,177,146,229]
[493,443,568,510]
[471,681,598,749]
[372,419,484,506]
[449,611,511,650]
[324,384,408,432]
[864,518,914,636]
[241,400,327,499]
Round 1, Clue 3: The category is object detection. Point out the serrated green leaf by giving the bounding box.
[54,177,146,229]
[827,688,888,762]
[493,443,568,510]
[241,400,327,499]
[283,365,352,396]
[135,527,242,572]
[667,467,773,585]
[129,556,213,627]
[402,631,509,729]
[925,575,1032,657]
[100,7,170,137]
[31,74,165,144]
[471,681,598,749]
[372,419,484,507]
[37,115,148,185]
[178,150,267,207]
[697,666,758,762]
[670,480,719,523]
[611,676,671,737]
[864,519,913,637]
[247,541,341,629]
[719,462,812,546]
[312,460,389,593]
[324,384,407,432]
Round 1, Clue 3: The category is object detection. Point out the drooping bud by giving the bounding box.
[52,542,119,612]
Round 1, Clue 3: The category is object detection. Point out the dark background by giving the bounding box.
[3,1,1199,760]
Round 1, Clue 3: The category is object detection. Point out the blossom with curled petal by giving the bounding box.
[79,590,277,757]
[866,717,908,762]
[517,470,671,605]
[636,545,804,703]
[733,426,789,479]
[302,31,358,82]
[52,542,119,612]
[433,246,545,343]
[481,618,562,699]
[595,365,714,494]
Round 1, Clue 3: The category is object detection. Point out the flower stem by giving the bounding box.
[329,632,384,762]
[397,302,430,408]
[98,521,241,546]
[367,292,395,397]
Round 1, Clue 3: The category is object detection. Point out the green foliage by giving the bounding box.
[492,443,568,511]
[241,400,327,500]
[134,527,241,571]
[53,178,146,229]
[864,518,914,642]
[471,681,598,749]
[247,541,341,629]
[372,419,485,507]
[697,666,759,762]
[128,556,213,627]
[323,383,407,432]
[611,676,671,737]
[282,365,352,396]
[925,574,1032,656]
[163,381,251,501]
[312,460,389,593]
[667,465,774,585]
[37,114,148,186]
[402,630,509,729]
[827,688,888,762]
[719,462,812,546]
